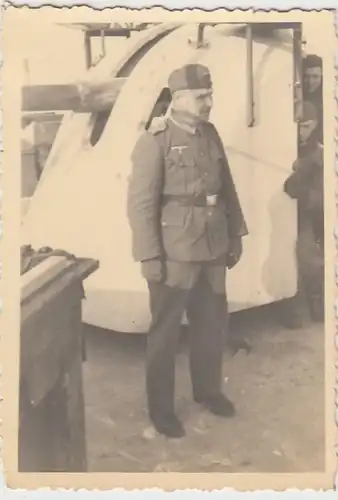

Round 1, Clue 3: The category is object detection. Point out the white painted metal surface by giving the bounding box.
[22,23,298,333]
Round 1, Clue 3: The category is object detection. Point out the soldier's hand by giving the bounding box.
[141,258,164,283]
[227,237,243,269]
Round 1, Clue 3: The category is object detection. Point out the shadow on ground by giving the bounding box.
[82,303,325,473]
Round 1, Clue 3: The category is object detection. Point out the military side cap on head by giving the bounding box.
[168,64,212,93]
[303,53,322,69]
[301,100,318,122]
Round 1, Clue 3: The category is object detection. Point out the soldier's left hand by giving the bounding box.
[227,237,243,269]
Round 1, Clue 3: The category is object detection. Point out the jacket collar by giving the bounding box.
[168,110,199,135]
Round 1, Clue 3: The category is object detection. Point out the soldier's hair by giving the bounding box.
[303,54,323,69]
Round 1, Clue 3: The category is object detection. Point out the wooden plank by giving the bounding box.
[21,255,74,302]
[22,78,127,113]
[21,257,99,322]
[19,282,88,472]
[19,258,98,471]
[19,380,69,471]
[21,272,81,401]
[64,298,87,472]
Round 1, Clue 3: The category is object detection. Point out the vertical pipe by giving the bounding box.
[100,29,106,58]
[293,25,303,124]
[84,31,92,70]
[197,24,205,47]
[246,24,254,127]
[292,25,303,259]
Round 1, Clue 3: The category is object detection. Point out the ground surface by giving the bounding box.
[82,304,325,473]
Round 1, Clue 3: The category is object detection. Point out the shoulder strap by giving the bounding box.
[148,116,168,135]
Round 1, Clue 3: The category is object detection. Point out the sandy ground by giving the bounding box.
[82,304,325,473]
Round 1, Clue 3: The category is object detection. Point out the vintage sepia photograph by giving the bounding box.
[1,6,336,491]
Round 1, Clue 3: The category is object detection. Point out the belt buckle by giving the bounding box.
[206,194,218,207]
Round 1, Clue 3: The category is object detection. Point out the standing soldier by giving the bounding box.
[303,54,323,145]
[127,64,248,438]
[283,101,324,323]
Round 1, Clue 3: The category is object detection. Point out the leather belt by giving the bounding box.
[162,193,220,208]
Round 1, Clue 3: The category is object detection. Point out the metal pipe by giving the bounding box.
[246,24,255,127]
[197,24,205,47]
[84,32,92,69]
[293,26,303,123]
[100,29,106,58]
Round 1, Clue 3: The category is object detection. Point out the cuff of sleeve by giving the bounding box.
[133,245,162,263]
[228,218,248,238]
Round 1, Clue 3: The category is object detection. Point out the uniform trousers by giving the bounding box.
[296,215,324,309]
[145,261,228,423]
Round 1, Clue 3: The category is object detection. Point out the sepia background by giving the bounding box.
[1,7,336,491]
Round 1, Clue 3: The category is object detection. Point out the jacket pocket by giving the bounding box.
[161,204,186,227]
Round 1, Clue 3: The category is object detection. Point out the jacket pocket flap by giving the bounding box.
[161,205,186,227]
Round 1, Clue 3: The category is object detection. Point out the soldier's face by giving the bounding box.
[193,90,213,121]
[304,67,322,94]
[299,119,317,144]
[175,89,213,121]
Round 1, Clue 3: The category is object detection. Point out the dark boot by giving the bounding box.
[275,297,304,329]
[194,393,236,418]
[152,414,186,438]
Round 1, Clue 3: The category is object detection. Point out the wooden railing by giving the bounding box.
[19,255,99,472]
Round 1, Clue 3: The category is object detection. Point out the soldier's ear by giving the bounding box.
[172,91,185,107]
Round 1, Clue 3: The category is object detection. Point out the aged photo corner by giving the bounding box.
[2,8,336,489]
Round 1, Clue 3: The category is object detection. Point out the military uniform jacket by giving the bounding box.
[284,142,323,214]
[284,141,324,243]
[127,116,248,263]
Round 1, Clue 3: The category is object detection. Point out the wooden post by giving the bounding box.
[19,255,99,472]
